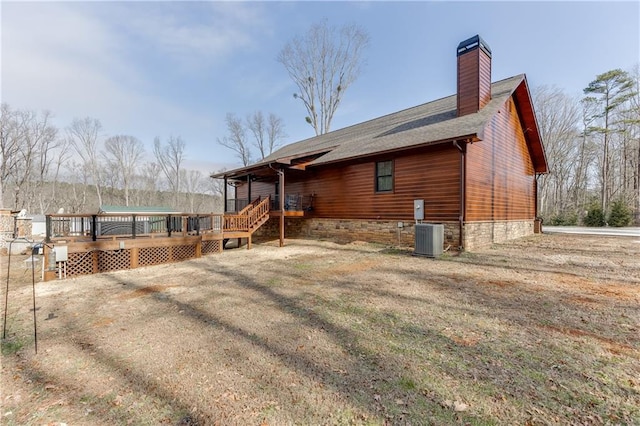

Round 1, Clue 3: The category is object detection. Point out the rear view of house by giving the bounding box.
[212,35,548,250]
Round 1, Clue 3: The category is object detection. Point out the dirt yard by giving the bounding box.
[1,234,639,425]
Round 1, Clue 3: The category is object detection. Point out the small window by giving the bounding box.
[375,160,393,192]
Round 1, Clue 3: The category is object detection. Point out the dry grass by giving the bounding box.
[1,234,639,425]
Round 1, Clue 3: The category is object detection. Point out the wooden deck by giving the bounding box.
[43,197,274,280]
[43,233,224,281]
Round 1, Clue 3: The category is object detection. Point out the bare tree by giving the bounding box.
[278,20,369,135]
[267,113,287,157]
[247,111,287,160]
[153,135,186,208]
[63,160,90,213]
[573,98,600,210]
[28,110,64,214]
[132,161,163,206]
[0,107,62,211]
[67,117,104,208]
[182,169,204,213]
[247,111,266,160]
[218,113,251,166]
[206,168,227,213]
[103,135,145,206]
[533,86,581,219]
[622,64,640,223]
[0,104,26,207]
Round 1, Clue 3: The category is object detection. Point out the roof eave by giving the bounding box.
[513,77,549,173]
[308,134,479,168]
[210,161,287,180]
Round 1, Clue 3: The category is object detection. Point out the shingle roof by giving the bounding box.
[266,74,523,166]
[213,74,538,178]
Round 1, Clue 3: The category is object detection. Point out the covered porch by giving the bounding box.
[225,194,314,217]
[212,157,319,247]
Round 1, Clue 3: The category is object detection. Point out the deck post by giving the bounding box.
[45,215,51,243]
[132,214,137,239]
[279,169,285,247]
[247,174,252,206]
[91,215,97,241]
[130,247,139,269]
[224,177,228,212]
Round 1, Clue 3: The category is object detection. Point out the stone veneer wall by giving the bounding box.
[0,210,34,253]
[462,220,534,250]
[0,209,14,251]
[254,217,460,249]
[254,217,535,251]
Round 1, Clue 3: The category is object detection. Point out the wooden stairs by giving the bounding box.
[222,196,270,249]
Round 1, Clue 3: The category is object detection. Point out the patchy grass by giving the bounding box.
[1,336,25,355]
[1,234,639,425]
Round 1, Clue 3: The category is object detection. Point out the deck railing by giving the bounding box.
[271,194,314,212]
[46,213,223,242]
[226,194,313,213]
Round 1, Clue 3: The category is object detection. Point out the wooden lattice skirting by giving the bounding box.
[43,235,223,280]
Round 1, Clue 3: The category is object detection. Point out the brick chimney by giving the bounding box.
[457,35,492,116]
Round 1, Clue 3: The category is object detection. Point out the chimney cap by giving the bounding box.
[457,35,492,57]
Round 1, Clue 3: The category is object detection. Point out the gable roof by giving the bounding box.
[213,74,547,180]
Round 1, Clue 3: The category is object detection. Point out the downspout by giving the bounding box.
[534,173,542,233]
[453,140,466,250]
[279,169,285,247]
[534,173,540,218]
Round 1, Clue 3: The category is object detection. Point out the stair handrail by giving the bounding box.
[248,196,270,229]
[238,196,261,216]
[223,196,269,232]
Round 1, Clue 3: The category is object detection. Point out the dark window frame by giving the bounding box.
[375,160,394,193]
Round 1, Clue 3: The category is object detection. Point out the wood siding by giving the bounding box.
[237,145,461,222]
[457,47,491,116]
[465,97,536,221]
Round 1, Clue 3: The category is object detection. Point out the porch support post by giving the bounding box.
[247,174,252,205]
[279,169,285,247]
[223,177,228,213]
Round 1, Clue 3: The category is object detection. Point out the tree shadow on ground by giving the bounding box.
[5,236,639,424]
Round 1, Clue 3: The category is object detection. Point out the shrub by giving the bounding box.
[608,199,632,227]
[549,211,578,226]
[583,206,605,227]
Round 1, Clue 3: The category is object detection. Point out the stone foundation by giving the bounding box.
[254,217,460,249]
[254,217,535,251]
[462,220,534,250]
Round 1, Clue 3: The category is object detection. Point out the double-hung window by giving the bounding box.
[375,160,393,192]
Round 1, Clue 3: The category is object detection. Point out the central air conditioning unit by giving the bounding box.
[414,223,444,257]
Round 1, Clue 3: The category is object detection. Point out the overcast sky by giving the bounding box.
[2,1,639,173]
